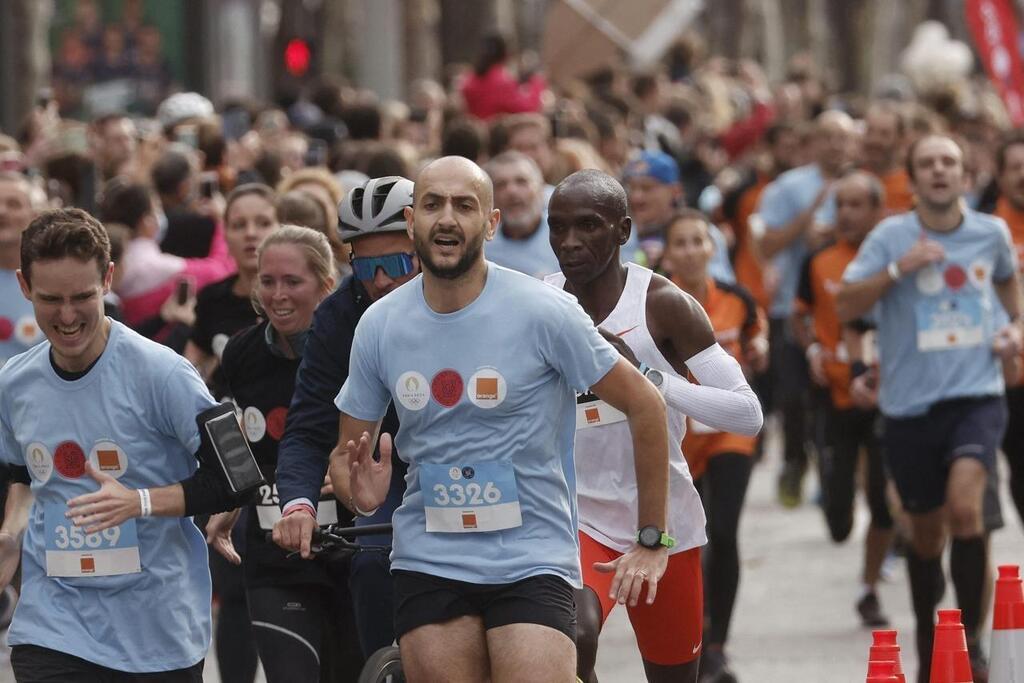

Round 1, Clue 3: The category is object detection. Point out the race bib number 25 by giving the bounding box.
[44,503,141,578]
[420,462,522,533]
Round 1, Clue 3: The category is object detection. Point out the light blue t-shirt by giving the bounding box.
[757,163,836,317]
[0,320,217,672]
[336,263,619,587]
[842,210,1017,417]
[0,269,44,368]
[484,214,561,279]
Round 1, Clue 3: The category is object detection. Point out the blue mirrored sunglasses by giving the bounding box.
[351,252,416,281]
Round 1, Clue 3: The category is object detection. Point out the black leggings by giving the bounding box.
[696,452,753,648]
[818,405,893,542]
[1003,386,1024,526]
[247,581,364,683]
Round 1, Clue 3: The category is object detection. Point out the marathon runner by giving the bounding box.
[335,156,671,682]
[0,208,248,681]
[662,208,768,682]
[793,171,893,627]
[838,134,1023,683]
[0,172,44,367]
[206,225,364,682]
[273,176,419,656]
[545,171,764,683]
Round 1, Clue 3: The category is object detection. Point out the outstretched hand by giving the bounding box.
[66,463,140,533]
[348,431,393,513]
[594,546,669,607]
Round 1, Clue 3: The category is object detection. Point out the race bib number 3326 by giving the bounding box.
[420,462,522,533]
[44,503,141,577]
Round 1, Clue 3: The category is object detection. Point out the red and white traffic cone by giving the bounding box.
[990,564,1024,682]
[867,659,900,682]
[930,608,974,683]
[869,630,908,683]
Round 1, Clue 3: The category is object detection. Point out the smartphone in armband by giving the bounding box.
[199,404,265,494]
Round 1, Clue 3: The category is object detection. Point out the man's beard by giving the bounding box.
[414,226,486,280]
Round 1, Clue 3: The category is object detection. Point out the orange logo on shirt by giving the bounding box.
[80,557,95,573]
[584,407,601,424]
[948,333,957,344]
[462,512,478,529]
[476,377,498,400]
[97,450,120,471]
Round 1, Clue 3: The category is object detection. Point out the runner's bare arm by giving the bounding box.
[835,271,894,323]
[994,273,1024,321]
[0,481,29,590]
[646,277,716,369]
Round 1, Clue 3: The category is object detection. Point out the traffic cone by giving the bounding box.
[869,630,907,683]
[930,609,973,683]
[867,659,900,682]
[990,564,1024,682]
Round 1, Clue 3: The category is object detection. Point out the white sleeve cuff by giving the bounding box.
[660,343,764,436]
[282,498,317,515]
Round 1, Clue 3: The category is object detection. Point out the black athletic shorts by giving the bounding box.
[392,570,576,642]
[883,395,1007,514]
[11,644,204,682]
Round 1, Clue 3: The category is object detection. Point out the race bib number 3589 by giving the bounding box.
[420,462,522,533]
[44,503,141,577]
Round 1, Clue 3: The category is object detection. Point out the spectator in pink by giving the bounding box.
[99,178,235,328]
[460,33,547,121]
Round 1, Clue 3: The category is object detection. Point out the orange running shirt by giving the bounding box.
[794,240,860,408]
[878,168,915,215]
[729,176,773,312]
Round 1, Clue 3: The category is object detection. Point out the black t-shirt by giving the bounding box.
[190,274,259,400]
[161,208,216,259]
[221,320,344,589]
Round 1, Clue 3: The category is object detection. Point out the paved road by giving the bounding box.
[2,420,1020,682]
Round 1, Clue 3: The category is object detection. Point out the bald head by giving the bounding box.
[816,109,855,135]
[415,156,494,211]
[551,169,629,220]
[815,110,856,175]
[835,170,884,208]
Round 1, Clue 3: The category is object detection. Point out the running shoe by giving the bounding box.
[855,591,890,627]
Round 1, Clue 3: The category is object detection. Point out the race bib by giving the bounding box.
[915,295,985,351]
[44,503,141,578]
[575,394,627,430]
[420,462,522,533]
[255,483,339,530]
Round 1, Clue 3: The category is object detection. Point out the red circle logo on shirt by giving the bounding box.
[0,317,12,341]
[54,441,86,479]
[431,369,464,408]
[944,264,967,291]
[266,407,288,441]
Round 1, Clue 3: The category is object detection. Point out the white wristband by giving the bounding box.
[805,342,822,361]
[138,488,152,518]
[887,261,901,281]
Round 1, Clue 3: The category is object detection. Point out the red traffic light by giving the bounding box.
[284,38,311,77]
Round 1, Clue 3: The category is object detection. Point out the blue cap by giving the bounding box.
[623,151,680,185]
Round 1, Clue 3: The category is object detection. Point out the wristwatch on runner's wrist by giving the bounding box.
[637,525,676,550]
[642,367,664,388]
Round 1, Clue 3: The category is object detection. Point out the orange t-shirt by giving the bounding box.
[794,240,860,408]
[877,168,915,215]
[681,278,765,479]
[729,176,772,312]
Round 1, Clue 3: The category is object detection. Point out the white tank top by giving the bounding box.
[545,263,707,553]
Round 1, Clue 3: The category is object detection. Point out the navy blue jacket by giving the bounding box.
[275,275,404,514]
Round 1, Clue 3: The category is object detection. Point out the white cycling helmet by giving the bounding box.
[338,176,414,243]
[156,92,215,128]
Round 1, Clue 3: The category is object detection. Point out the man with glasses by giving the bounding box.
[273,176,419,657]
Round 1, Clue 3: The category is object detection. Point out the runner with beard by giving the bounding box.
[333,156,674,682]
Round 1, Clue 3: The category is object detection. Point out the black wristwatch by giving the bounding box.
[637,525,676,550]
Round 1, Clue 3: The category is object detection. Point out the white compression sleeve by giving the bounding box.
[659,343,764,436]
